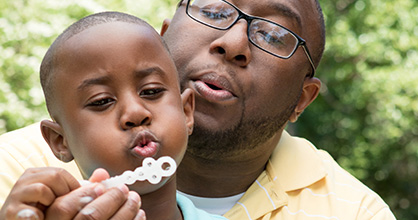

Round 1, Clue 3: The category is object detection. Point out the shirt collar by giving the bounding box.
[224,131,328,219]
[266,130,328,192]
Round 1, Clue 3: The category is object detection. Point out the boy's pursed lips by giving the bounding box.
[130,130,159,159]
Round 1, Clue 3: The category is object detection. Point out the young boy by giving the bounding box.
[0,11,227,220]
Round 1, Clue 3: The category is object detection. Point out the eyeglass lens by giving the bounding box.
[187,0,299,58]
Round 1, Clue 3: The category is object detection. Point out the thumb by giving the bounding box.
[88,168,110,183]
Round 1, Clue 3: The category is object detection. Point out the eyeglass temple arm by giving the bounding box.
[301,44,316,77]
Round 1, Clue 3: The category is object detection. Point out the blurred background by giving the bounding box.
[0,0,417,218]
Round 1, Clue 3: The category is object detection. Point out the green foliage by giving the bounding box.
[296,0,418,218]
[0,0,416,218]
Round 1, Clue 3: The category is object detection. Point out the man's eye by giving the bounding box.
[201,9,228,20]
[257,30,285,46]
[199,5,234,20]
[140,88,165,97]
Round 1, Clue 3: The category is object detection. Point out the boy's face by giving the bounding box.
[46,22,193,194]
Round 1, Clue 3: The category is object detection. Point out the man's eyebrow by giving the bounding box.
[270,2,301,27]
[77,75,111,91]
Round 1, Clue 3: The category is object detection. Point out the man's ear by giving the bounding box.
[181,88,195,135]
[160,18,171,36]
[40,119,74,162]
[289,77,321,123]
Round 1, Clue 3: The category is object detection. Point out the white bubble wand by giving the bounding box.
[103,156,177,187]
[80,156,177,188]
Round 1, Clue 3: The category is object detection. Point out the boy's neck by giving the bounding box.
[140,177,183,220]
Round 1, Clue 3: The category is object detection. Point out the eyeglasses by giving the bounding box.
[185,0,316,77]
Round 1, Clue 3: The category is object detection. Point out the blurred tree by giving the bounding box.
[295,0,418,219]
[0,0,416,218]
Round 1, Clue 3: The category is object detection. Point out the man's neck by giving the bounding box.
[177,132,282,197]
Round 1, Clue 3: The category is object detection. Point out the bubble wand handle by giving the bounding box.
[80,156,177,189]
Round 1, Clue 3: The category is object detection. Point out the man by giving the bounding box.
[0,0,395,219]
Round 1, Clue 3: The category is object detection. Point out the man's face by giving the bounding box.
[51,22,192,194]
[162,0,320,158]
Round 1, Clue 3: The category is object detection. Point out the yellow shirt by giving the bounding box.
[0,123,395,219]
[224,131,396,220]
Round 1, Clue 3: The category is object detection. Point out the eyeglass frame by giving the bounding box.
[185,0,316,77]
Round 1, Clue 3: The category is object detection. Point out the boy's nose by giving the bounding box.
[120,98,152,130]
[209,19,252,67]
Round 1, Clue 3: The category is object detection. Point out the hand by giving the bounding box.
[0,167,80,220]
[45,168,145,220]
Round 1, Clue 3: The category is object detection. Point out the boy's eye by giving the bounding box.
[86,98,114,110]
[139,88,165,98]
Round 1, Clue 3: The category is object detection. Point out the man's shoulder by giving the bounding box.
[0,122,43,142]
[267,132,396,219]
[0,122,48,166]
[315,149,393,215]
[0,121,80,171]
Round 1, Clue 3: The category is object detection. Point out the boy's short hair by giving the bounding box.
[40,11,159,114]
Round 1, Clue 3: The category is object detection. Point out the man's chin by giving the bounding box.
[193,110,238,132]
[187,112,291,161]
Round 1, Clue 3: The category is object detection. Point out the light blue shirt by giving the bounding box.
[177,193,229,220]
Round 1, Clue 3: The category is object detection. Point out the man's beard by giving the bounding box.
[186,95,300,160]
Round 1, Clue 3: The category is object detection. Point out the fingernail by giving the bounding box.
[134,209,146,220]
[79,196,94,205]
[16,209,39,220]
[94,184,105,196]
[128,191,140,205]
[80,207,95,216]
[117,184,129,194]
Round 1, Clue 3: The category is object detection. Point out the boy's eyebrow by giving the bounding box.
[77,75,111,91]
[77,67,167,91]
[134,66,166,78]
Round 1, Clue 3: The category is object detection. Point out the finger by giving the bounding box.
[88,168,110,183]
[133,209,146,220]
[73,184,129,220]
[17,183,56,207]
[2,204,44,220]
[15,208,41,220]
[109,191,141,220]
[18,168,80,196]
[45,183,105,220]
[4,182,56,215]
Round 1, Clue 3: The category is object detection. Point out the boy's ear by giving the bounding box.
[181,88,195,135]
[289,77,321,123]
[40,119,74,162]
[160,18,171,36]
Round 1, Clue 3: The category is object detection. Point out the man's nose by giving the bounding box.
[119,96,152,130]
[209,19,252,67]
